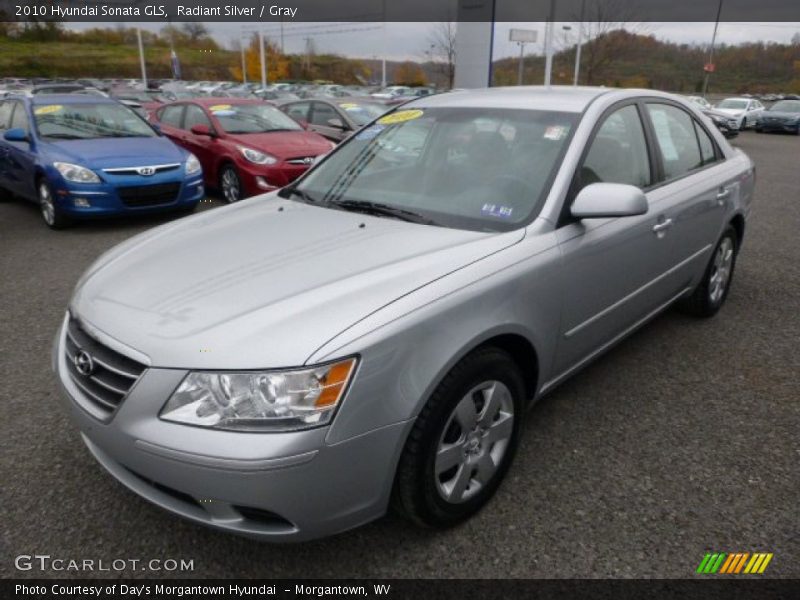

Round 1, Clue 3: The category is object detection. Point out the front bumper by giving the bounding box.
[53,315,410,541]
[237,161,313,196]
[52,171,204,218]
[758,120,800,132]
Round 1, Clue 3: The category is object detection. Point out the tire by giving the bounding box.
[219,164,243,203]
[755,127,763,133]
[392,347,525,528]
[678,226,738,318]
[38,178,71,229]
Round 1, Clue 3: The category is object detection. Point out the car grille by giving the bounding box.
[286,157,315,165]
[117,182,181,207]
[64,316,146,417]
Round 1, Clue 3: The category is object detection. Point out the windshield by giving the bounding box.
[717,99,748,109]
[34,102,156,139]
[769,100,800,113]
[337,101,388,125]
[293,106,577,232]
[211,103,303,134]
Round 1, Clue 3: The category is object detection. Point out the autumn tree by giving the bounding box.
[394,61,426,86]
[230,34,289,84]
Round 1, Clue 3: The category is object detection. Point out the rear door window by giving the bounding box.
[158,104,184,128]
[646,103,703,180]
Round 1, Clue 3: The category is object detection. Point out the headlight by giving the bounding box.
[238,145,277,165]
[53,162,100,184]
[160,357,357,432]
[185,153,201,175]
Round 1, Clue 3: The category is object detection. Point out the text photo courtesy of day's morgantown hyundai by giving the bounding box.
[1,1,798,599]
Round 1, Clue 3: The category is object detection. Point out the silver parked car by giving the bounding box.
[54,86,755,541]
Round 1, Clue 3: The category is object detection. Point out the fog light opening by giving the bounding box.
[73,197,91,208]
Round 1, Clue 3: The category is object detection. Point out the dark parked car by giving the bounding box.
[756,100,800,134]
[279,98,391,141]
[151,98,334,202]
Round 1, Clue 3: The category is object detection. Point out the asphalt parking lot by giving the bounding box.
[1,131,798,579]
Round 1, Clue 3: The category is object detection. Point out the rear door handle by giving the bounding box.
[652,218,673,233]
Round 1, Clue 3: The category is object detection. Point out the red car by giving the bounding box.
[151,98,334,202]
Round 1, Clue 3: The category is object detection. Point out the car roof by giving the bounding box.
[29,94,117,105]
[189,97,266,107]
[409,85,612,113]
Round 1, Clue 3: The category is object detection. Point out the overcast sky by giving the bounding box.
[66,21,800,61]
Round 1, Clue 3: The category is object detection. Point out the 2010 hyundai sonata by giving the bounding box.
[54,86,755,541]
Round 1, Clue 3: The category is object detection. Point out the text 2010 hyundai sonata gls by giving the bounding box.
[54,86,755,541]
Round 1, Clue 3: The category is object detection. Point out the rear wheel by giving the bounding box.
[392,347,525,528]
[679,226,738,318]
[38,179,71,229]
[219,164,243,203]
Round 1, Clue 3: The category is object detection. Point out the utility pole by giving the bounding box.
[517,42,525,85]
[259,30,267,89]
[136,27,147,89]
[543,0,557,86]
[241,44,247,84]
[702,0,724,97]
[574,0,586,85]
[381,0,387,87]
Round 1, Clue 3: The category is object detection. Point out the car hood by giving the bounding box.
[71,196,523,369]
[44,137,186,170]
[760,111,800,120]
[714,107,746,117]
[224,131,331,159]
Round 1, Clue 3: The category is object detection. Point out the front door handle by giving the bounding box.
[716,188,731,205]
[652,218,674,235]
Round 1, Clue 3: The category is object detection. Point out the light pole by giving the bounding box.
[136,28,147,89]
[543,0,557,86]
[574,0,586,86]
[241,44,247,84]
[702,0,724,97]
[259,30,267,90]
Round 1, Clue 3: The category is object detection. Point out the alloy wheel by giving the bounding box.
[39,182,55,226]
[709,237,734,304]
[221,167,241,203]
[434,381,514,504]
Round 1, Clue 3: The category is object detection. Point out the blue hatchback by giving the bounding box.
[0,94,204,228]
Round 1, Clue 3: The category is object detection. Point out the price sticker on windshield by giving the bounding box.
[209,104,233,113]
[378,109,424,125]
[34,105,63,115]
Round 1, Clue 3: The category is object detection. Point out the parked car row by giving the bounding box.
[686,94,800,136]
[0,92,343,228]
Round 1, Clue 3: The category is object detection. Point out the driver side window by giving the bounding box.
[578,104,651,192]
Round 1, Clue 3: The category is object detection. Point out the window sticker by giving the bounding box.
[481,203,514,219]
[339,103,358,109]
[355,124,385,140]
[211,110,236,117]
[543,125,568,141]
[209,104,233,113]
[649,110,679,161]
[34,105,63,115]
[377,109,424,125]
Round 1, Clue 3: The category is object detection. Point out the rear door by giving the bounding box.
[154,103,186,148]
[0,101,14,189]
[3,101,37,199]
[642,101,736,290]
[553,102,679,376]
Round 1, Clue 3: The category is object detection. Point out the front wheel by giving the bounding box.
[679,226,738,318]
[38,179,71,229]
[392,347,525,528]
[219,164,243,203]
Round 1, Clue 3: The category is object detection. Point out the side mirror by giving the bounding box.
[327,117,346,129]
[190,124,213,136]
[3,128,28,142]
[571,183,648,219]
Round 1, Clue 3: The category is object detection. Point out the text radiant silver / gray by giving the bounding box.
[54,86,755,541]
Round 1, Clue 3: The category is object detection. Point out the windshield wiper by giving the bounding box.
[328,199,437,225]
[277,186,318,203]
[43,133,88,140]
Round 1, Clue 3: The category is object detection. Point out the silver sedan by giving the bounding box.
[54,86,755,541]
